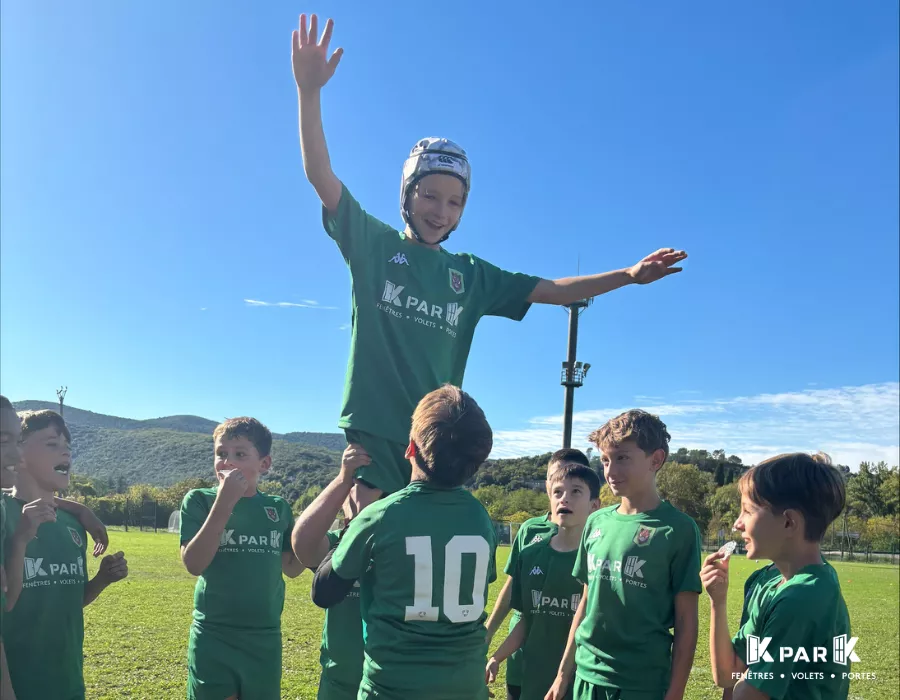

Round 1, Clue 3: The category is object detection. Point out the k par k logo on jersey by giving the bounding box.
[587,553,647,588]
[24,555,84,582]
[531,589,582,614]
[746,634,860,666]
[218,529,283,552]
[380,280,464,327]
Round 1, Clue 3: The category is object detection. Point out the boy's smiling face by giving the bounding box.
[734,492,788,561]
[408,173,465,244]
[20,425,72,492]
[214,435,271,493]
[0,405,22,488]
[600,440,663,500]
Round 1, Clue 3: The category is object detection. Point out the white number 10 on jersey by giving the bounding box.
[404,535,490,623]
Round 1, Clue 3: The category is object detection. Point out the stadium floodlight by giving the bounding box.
[560,297,593,448]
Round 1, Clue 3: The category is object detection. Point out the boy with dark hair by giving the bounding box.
[487,463,601,700]
[180,417,305,700]
[548,410,702,700]
[701,452,851,700]
[313,385,497,699]
[485,448,592,700]
[290,442,372,700]
[3,409,127,700]
[291,12,688,516]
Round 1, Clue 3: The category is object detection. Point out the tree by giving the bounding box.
[657,463,715,531]
[714,463,726,487]
[708,483,741,536]
[878,468,899,517]
[598,484,619,508]
[116,475,127,494]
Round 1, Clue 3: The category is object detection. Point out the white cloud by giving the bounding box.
[244,299,337,310]
[199,308,207,311]
[490,382,900,470]
[338,323,351,331]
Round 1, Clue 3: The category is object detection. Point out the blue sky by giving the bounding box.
[2,1,898,469]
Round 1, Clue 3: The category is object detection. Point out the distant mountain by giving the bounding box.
[12,400,348,494]
[14,400,345,446]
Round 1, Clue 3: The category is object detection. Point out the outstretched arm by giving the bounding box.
[292,14,344,212]
[528,249,687,305]
[484,576,514,647]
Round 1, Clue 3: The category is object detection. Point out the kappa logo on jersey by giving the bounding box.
[67,526,83,547]
[448,268,465,294]
[380,280,465,327]
[530,566,544,576]
[529,534,544,545]
[264,506,279,523]
[24,557,47,580]
[633,526,657,546]
[389,252,409,265]
[587,528,603,541]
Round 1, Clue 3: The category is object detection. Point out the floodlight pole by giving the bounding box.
[56,386,68,417]
[561,300,591,448]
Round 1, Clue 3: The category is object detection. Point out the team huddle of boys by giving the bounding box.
[0,12,854,700]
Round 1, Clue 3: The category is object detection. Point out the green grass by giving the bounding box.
[81,530,899,699]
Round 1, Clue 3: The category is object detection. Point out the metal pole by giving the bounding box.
[562,303,581,448]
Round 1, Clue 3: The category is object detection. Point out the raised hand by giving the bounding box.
[341,443,371,477]
[701,551,730,605]
[78,508,109,557]
[15,498,56,543]
[628,248,688,285]
[217,469,249,508]
[292,14,343,92]
[98,551,129,585]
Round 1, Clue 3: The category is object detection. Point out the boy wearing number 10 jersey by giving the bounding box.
[313,384,497,700]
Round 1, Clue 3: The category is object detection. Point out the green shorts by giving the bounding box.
[317,674,360,700]
[187,622,281,700]
[344,430,410,495]
[573,678,664,700]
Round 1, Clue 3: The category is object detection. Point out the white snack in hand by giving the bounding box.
[718,540,738,559]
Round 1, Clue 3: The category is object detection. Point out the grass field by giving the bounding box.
[80,530,899,699]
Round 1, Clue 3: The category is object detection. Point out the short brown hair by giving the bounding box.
[548,462,602,500]
[547,448,590,478]
[18,409,71,443]
[410,385,492,488]
[213,417,272,458]
[739,452,845,541]
[588,409,671,462]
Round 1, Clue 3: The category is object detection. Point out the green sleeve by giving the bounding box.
[179,490,209,546]
[322,184,398,264]
[488,526,498,584]
[573,524,590,585]
[280,500,294,553]
[476,256,541,321]
[509,546,525,613]
[738,566,769,627]
[331,505,382,581]
[735,593,818,698]
[670,519,703,594]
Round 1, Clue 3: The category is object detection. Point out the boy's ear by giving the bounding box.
[650,448,667,472]
[589,498,601,513]
[405,440,417,460]
[783,508,803,536]
[259,455,272,474]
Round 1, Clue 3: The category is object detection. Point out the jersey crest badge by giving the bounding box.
[633,526,657,546]
[67,526,83,548]
[264,506,279,522]
[448,268,465,294]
